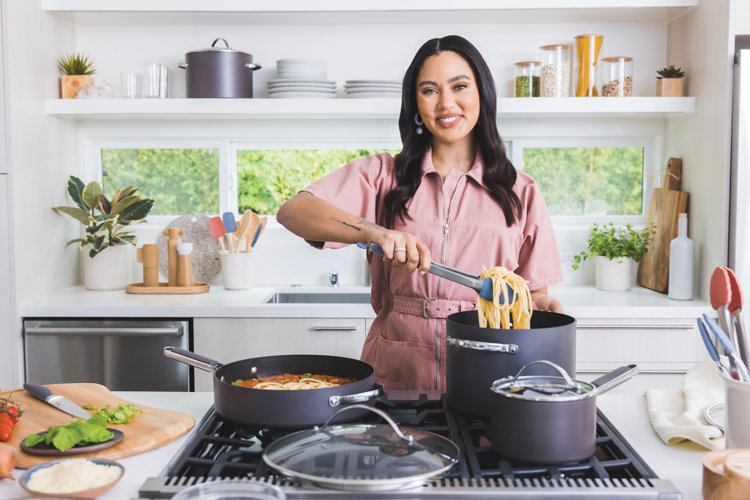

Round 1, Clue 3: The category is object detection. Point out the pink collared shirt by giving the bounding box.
[303,149,563,390]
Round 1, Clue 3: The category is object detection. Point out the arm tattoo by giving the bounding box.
[331,217,382,232]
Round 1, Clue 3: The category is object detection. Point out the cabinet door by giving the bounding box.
[0,175,15,388]
[193,317,367,391]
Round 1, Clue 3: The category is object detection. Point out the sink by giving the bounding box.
[263,290,371,304]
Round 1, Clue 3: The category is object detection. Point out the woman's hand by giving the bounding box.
[368,229,432,275]
[530,288,563,313]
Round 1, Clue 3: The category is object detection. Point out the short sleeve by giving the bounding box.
[514,182,564,289]
[301,153,394,249]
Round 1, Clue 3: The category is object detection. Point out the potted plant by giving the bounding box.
[58,53,96,99]
[53,175,154,290]
[572,222,656,291]
[656,65,685,97]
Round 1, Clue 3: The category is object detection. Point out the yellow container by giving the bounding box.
[574,34,604,97]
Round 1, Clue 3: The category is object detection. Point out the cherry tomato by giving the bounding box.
[0,423,12,441]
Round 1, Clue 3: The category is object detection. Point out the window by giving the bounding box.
[509,138,653,223]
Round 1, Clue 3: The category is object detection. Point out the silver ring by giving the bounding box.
[394,247,407,253]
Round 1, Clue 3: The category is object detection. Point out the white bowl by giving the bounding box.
[19,457,124,499]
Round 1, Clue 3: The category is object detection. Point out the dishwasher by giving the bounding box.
[23,318,191,391]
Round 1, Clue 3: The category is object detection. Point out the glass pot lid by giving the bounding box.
[262,405,460,491]
[491,360,596,402]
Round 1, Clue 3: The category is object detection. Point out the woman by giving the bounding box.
[277,35,564,391]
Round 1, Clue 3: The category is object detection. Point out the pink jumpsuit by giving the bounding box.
[303,150,564,391]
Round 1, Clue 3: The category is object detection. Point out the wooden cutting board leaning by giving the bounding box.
[637,157,689,293]
[0,383,195,469]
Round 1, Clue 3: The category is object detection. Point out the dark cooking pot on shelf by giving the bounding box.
[164,347,382,428]
[178,38,261,98]
[446,310,576,418]
[490,360,638,463]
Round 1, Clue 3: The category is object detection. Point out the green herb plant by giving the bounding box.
[57,53,96,76]
[23,413,112,452]
[53,175,154,258]
[82,403,142,424]
[656,65,685,79]
[572,222,656,270]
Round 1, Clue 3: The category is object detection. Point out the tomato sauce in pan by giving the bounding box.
[231,373,356,390]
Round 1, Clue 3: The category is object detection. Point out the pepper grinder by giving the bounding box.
[136,244,159,287]
[163,228,184,287]
[176,242,194,287]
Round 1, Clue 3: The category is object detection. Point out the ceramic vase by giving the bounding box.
[594,255,634,292]
[60,75,94,99]
[82,245,133,291]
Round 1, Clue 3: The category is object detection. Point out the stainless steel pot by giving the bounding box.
[490,360,638,463]
[178,38,261,98]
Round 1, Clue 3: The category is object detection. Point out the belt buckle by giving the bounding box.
[423,298,437,319]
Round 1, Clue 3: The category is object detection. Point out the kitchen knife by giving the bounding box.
[23,382,91,420]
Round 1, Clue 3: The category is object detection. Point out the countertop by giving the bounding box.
[0,391,706,499]
[19,284,711,319]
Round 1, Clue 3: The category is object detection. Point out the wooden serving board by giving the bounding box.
[0,383,195,469]
[125,281,209,294]
[636,158,688,293]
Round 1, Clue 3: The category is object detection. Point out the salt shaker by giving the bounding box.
[176,242,194,287]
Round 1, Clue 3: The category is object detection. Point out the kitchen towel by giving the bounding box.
[644,360,725,451]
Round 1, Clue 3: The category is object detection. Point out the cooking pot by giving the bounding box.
[490,360,638,463]
[164,347,382,428]
[178,38,261,98]
[446,310,576,418]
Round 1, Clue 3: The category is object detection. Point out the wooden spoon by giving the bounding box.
[244,212,260,253]
[234,210,254,254]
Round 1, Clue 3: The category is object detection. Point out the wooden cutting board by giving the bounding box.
[0,383,195,469]
[636,157,688,293]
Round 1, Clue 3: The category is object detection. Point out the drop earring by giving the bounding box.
[414,113,424,135]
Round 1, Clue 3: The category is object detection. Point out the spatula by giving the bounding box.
[244,212,260,253]
[234,210,254,254]
[250,217,267,250]
[358,242,515,304]
[724,267,749,364]
[208,216,227,253]
[222,212,237,253]
[710,267,737,356]
[696,317,731,379]
[702,313,750,382]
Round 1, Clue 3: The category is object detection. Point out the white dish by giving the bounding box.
[344,84,401,90]
[269,92,337,99]
[269,87,336,93]
[345,92,401,99]
[345,79,401,85]
[268,80,336,88]
[277,72,327,79]
[345,87,402,94]
[277,58,327,66]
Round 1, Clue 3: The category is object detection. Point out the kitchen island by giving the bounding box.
[0,391,706,499]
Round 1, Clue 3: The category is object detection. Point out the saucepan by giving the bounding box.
[164,347,383,428]
[490,360,638,463]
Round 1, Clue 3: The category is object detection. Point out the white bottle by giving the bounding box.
[668,213,694,300]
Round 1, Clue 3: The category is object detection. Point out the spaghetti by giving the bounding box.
[477,266,533,329]
[232,373,356,390]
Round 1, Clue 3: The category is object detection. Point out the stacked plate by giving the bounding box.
[269,58,336,99]
[344,80,401,99]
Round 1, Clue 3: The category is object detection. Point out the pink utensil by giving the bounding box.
[710,267,740,375]
[724,266,749,364]
[208,216,227,253]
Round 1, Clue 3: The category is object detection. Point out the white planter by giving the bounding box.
[82,245,133,291]
[594,255,634,292]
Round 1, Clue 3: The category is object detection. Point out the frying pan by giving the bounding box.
[164,347,383,428]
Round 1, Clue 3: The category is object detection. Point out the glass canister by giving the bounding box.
[539,44,570,97]
[573,34,604,97]
[514,61,541,98]
[598,56,634,97]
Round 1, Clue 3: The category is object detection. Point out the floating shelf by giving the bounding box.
[41,0,699,25]
[44,97,696,121]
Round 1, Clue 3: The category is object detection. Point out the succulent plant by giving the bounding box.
[656,65,685,79]
[57,53,96,76]
[53,176,154,258]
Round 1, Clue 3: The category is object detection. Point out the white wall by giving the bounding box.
[665,0,733,299]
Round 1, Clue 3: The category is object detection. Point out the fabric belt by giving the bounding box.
[392,295,477,319]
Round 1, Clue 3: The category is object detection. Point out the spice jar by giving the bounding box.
[539,44,570,97]
[598,56,634,97]
[573,34,604,97]
[514,61,541,98]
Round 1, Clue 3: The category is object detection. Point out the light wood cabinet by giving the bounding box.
[193,317,367,391]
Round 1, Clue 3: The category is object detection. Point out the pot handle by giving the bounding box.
[178,63,188,70]
[590,364,639,396]
[446,336,518,354]
[211,38,231,49]
[328,383,384,407]
[319,403,414,443]
[163,346,223,373]
[245,63,262,71]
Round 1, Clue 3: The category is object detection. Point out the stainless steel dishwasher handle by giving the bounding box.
[24,327,184,336]
[311,325,358,331]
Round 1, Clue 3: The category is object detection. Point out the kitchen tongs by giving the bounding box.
[358,242,515,303]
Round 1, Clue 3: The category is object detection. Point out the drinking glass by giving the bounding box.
[144,63,169,98]
[121,72,142,98]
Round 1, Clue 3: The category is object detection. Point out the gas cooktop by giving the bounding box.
[138,392,682,499]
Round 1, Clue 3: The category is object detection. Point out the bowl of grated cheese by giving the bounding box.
[18,457,124,498]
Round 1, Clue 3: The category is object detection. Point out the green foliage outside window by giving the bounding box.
[523,147,644,216]
[101,149,219,215]
[237,149,399,214]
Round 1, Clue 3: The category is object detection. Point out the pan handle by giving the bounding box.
[164,346,223,372]
[328,384,384,407]
[447,336,518,354]
[589,364,639,396]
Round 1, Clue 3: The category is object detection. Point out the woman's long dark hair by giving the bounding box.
[383,35,521,228]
